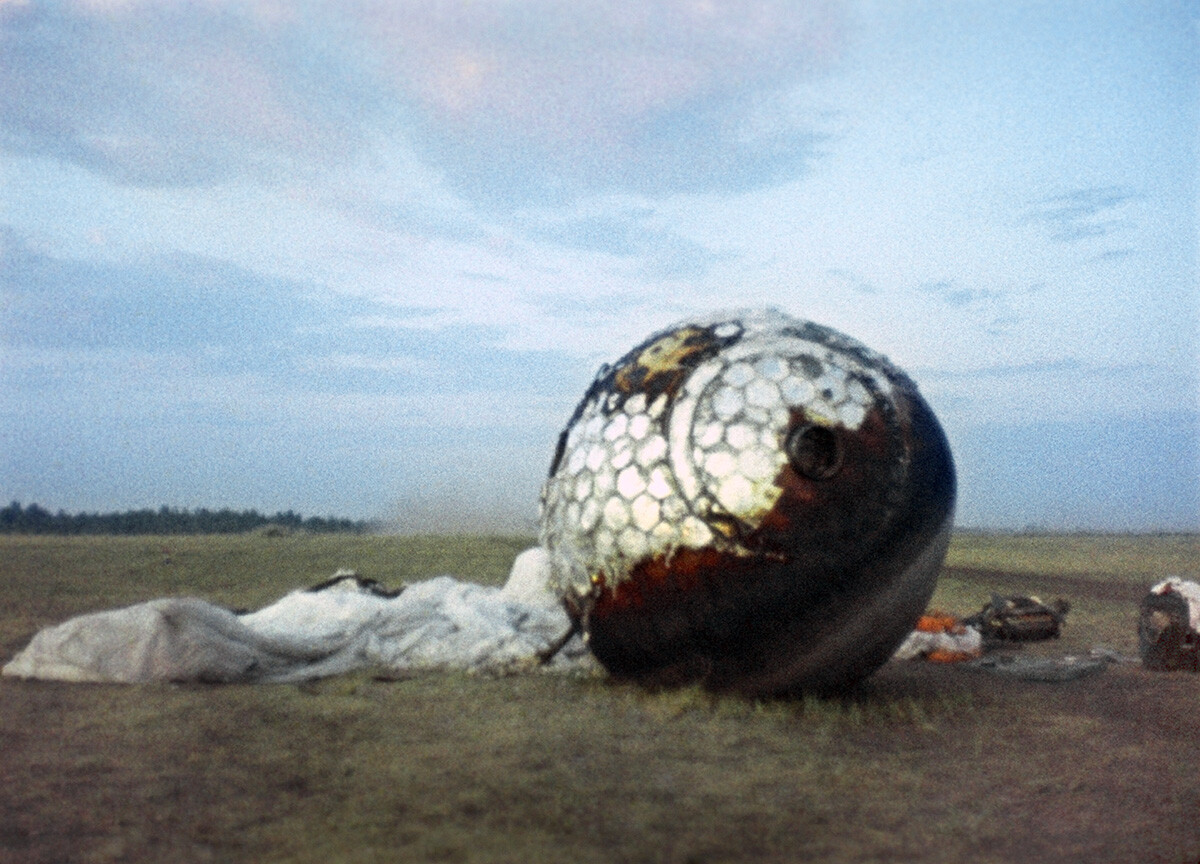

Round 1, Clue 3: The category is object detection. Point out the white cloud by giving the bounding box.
[1,1,1194,527]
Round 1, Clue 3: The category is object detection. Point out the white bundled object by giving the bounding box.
[891,625,982,661]
[1148,578,1200,631]
[2,548,590,684]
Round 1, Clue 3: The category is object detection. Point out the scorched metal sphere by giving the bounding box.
[539,308,956,696]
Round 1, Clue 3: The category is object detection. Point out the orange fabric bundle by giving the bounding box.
[908,609,981,662]
[915,610,964,634]
[924,648,978,663]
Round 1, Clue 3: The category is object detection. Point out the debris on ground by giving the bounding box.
[963,594,1070,643]
[1087,646,1139,664]
[893,593,1073,666]
[1138,578,1200,672]
[962,652,1108,682]
[892,595,1116,683]
[893,588,1184,681]
[892,610,982,662]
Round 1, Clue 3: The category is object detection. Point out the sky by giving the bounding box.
[1,0,1197,533]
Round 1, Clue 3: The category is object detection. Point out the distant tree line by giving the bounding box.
[0,502,371,535]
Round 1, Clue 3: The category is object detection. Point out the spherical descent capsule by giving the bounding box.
[539,308,956,697]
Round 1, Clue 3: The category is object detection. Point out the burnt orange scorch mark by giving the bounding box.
[613,326,714,400]
[589,547,754,618]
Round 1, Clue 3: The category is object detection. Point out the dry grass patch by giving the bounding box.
[1,532,1197,863]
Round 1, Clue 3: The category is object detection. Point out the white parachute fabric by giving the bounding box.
[2,548,592,684]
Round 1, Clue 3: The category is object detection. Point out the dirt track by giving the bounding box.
[942,565,1150,606]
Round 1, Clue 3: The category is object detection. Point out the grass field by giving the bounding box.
[1,532,1197,863]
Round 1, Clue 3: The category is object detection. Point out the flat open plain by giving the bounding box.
[1,533,1197,863]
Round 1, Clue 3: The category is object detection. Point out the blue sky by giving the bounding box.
[1,0,1196,532]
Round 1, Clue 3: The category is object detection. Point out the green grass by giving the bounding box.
[1,532,1198,863]
[939,532,1199,652]
[946,532,1199,583]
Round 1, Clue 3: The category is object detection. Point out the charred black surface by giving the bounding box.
[585,552,842,688]
[543,310,957,697]
[581,379,955,696]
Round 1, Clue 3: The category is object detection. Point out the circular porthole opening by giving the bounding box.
[785,424,844,481]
